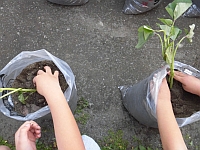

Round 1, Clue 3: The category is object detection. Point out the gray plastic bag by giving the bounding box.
[119,61,200,128]
[47,0,88,5]
[0,49,77,121]
[123,0,162,15]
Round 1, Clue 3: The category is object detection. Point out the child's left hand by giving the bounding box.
[15,121,41,150]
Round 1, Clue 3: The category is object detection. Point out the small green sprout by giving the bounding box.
[135,0,194,88]
[0,88,36,104]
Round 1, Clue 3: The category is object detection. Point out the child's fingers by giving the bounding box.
[173,71,184,82]
[174,71,187,77]
[37,70,44,75]
[54,70,59,77]
[44,66,52,74]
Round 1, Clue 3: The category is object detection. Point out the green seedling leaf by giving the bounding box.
[135,26,154,49]
[174,2,192,20]
[158,18,173,26]
[143,25,153,31]
[159,25,181,41]
[18,92,26,104]
[165,6,174,19]
[144,29,153,41]
[159,25,171,36]
[170,26,181,40]
[186,24,195,42]
[165,0,192,19]
[143,26,154,40]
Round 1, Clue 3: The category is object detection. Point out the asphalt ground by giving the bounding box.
[0,0,200,149]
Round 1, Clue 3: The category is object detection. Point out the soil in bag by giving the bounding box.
[3,60,68,117]
[169,77,200,118]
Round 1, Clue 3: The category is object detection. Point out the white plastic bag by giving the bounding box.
[0,49,77,121]
[119,61,200,127]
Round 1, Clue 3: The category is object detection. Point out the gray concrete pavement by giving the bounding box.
[0,0,200,149]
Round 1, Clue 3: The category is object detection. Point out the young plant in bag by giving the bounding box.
[135,0,195,88]
[0,88,36,104]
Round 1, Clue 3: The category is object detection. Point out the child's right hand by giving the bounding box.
[173,71,200,96]
[33,66,62,98]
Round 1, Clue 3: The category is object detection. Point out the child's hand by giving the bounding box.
[15,121,41,150]
[173,71,200,96]
[33,66,62,98]
[158,78,171,102]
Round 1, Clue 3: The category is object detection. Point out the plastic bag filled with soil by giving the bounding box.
[122,0,163,15]
[119,61,200,128]
[47,0,88,5]
[0,49,77,121]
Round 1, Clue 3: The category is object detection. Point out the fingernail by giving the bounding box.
[25,123,31,127]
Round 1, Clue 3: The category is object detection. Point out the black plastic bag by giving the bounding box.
[184,0,200,17]
[122,0,162,15]
[123,0,200,18]
[47,0,88,5]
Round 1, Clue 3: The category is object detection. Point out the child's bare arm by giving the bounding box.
[33,66,85,150]
[157,78,187,150]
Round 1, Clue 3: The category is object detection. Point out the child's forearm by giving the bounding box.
[157,99,187,150]
[45,90,85,150]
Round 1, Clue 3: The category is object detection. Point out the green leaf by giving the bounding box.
[186,24,195,42]
[159,25,171,36]
[18,92,26,104]
[170,26,181,40]
[165,7,174,19]
[143,25,154,40]
[174,2,192,20]
[143,25,153,31]
[158,18,173,26]
[144,29,153,41]
[165,0,192,19]
[159,25,181,41]
[135,26,154,49]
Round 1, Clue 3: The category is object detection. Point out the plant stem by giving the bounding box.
[0,88,22,99]
[169,60,174,89]
[155,33,164,57]
[0,88,36,92]
[0,88,36,99]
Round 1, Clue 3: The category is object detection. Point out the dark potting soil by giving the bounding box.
[11,60,68,116]
[170,79,200,118]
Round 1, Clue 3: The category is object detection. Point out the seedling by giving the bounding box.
[0,88,36,104]
[136,0,195,88]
